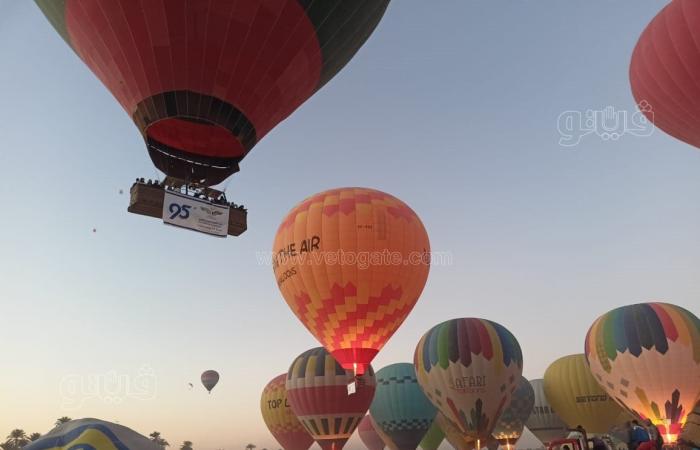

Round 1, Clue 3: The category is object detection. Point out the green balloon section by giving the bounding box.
[370,363,437,450]
[419,422,445,450]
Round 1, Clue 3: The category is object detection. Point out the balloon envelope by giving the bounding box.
[370,363,437,450]
[435,412,476,450]
[24,418,162,450]
[585,302,700,444]
[201,370,219,393]
[414,318,523,439]
[492,376,535,445]
[261,373,314,450]
[543,354,630,434]
[682,402,700,448]
[525,379,569,445]
[35,1,390,186]
[286,347,376,450]
[419,421,445,450]
[358,415,385,450]
[629,0,700,151]
[273,187,430,374]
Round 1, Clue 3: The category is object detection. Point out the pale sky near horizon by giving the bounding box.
[1,1,699,450]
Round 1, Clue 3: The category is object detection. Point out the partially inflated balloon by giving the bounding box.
[370,363,437,450]
[24,418,161,450]
[359,415,385,450]
[525,379,568,445]
[261,374,314,450]
[585,302,700,444]
[35,1,390,186]
[419,422,445,450]
[682,403,700,448]
[543,354,630,434]
[286,347,376,450]
[629,0,700,151]
[415,318,523,440]
[435,413,476,450]
[274,187,430,374]
[201,370,219,393]
[492,376,535,447]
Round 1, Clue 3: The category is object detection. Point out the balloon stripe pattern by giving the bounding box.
[415,318,523,439]
[274,188,430,374]
[525,379,568,445]
[261,374,314,450]
[370,363,437,450]
[286,347,376,450]
[585,302,700,444]
[35,1,390,185]
[358,415,386,450]
[630,0,700,151]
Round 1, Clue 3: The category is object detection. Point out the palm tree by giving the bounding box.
[6,430,28,449]
[55,417,72,427]
[149,431,170,449]
[245,444,256,450]
[180,441,193,450]
[29,433,42,441]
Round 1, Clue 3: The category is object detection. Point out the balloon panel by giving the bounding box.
[493,376,535,442]
[358,415,386,450]
[525,379,569,445]
[419,421,445,450]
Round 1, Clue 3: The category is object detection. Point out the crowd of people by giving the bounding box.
[561,421,666,450]
[134,178,246,211]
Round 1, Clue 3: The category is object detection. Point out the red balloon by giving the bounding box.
[286,348,376,450]
[630,0,700,149]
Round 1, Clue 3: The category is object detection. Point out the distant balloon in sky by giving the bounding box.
[525,379,568,445]
[543,354,630,434]
[201,370,219,394]
[419,421,445,450]
[260,374,313,450]
[370,363,437,450]
[35,1,390,186]
[286,347,376,450]
[630,0,700,151]
[492,376,535,448]
[585,302,700,445]
[273,187,430,375]
[24,418,161,450]
[358,415,385,450]
[414,318,523,440]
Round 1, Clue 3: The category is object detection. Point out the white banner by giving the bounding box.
[162,191,230,237]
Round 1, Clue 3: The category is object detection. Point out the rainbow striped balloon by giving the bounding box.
[585,302,700,445]
[414,318,523,440]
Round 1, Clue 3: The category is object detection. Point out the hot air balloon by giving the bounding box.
[525,379,568,445]
[419,422,445,450]
[370,363,437,450]
[286,347,376,450]
[414,318,524,441]
[585,302,700,445]
[261,374,314,450]
[359,415,386,450]
[201,370,219,394]
[273,187,430,375]
[24,418,162,450]
[435,413,476,450]
[35,1,390,187]
[543,354,630,434]
[492,376,535,450]
[629,0,700,151]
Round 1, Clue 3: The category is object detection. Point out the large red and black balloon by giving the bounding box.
[630,0,700,150]
[36,0,390,185]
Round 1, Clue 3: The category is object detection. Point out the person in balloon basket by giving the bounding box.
[628,420,651,450]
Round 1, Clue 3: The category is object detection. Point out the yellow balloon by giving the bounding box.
[543,354,631,434]
[260,374,313,450]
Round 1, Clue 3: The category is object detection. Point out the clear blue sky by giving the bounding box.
[1,1,697,449]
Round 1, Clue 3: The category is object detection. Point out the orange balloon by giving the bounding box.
[273,187,430,374]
